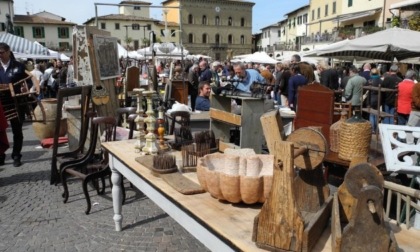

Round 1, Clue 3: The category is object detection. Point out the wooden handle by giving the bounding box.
[293,146,308,158]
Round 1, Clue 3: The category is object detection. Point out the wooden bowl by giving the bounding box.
[196,153,274,204]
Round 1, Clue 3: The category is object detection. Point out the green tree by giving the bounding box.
[408,13,420,31]
[124,37,133,50]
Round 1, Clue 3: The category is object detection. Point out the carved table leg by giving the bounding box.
[110,158,123,231]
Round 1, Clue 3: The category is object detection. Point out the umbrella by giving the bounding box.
[313,28,420,61]
[0,32,49,55]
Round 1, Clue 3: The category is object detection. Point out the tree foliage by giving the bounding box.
[408,13,420,31]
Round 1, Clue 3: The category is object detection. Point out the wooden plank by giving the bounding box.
[209,108,241,126]
[218,140,240,152]
[260,110,285,148]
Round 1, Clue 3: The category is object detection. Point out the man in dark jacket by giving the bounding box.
[0,42,33,166]
[382,64,402,124]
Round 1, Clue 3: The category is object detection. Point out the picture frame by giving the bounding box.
[92,34,120,80]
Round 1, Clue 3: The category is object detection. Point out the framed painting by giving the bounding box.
[92,35,120,80]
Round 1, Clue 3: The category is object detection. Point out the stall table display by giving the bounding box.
[103,139,420,252]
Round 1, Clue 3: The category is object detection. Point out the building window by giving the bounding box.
[312,10,315,21]
[171,29,176,37]
[58,42,70,50]
[240,35,245,45]
[188,33,193,43]
[228,34,233,44]
[115,23,120,30]
[215,16,220,25]
[317,8,320,19]
[348,0,353,7]
[202,34,207,44]
[14,26,24,37]
[297,16,302,25]
[333,2,337,14]
[241,18,245,27]
[303,14,308,23]
[134,5,140,10]
[39,42,46,46]
[228,17,232,26]
[32,27,45,38]
[202,15,207,25]
[363,20,375,27]
[133,40,139,50]
[325,4,328,16]
[100,22,106,29]
[57,27,69,38]
[188,14,193,24]
[215,34,220,44]
[278,30,281,37]
[293,17,296,27]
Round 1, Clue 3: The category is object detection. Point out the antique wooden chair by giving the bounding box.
[115,107,137,141]
[60,116,121,214]
[50,86,92,185]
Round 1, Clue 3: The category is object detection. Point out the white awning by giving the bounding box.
[334,8,382,23]
[390,0,420,10]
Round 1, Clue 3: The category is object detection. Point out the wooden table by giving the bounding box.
[103,140,420,252]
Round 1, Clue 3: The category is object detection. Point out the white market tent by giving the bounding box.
[137,43,189,59]
[242,52,278,64]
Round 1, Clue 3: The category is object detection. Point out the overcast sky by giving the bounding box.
[13,0,309,33]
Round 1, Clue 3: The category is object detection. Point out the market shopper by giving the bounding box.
[195,81,211,111]
[0,42,34,167]
[188,64,199,111]
[231,62,266,93]
[344,65,367,114]
[408,81,420,127]
[397,70,417,125]
[382,65,402,124]
[287,63,308,111]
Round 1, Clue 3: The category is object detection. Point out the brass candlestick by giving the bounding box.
[157,105,168,151]
[132,88,146,153]
[142,90,158,155]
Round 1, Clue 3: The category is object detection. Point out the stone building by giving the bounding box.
[162,0,255,61]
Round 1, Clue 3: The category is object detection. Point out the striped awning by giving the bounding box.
[0,32,49,55]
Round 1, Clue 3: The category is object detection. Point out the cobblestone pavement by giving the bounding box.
[0,122,209,252]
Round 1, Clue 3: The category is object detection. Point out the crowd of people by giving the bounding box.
[0,42,74,167]
[177,54,420,132]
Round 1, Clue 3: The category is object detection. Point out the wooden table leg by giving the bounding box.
[110,155,123,231]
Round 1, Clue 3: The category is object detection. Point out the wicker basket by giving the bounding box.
[330,113,348,152]
[338,116,371,161]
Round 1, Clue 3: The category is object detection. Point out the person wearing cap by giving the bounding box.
[397,69,417,125]
[344,65,367,113]
[382,64,402,124]
[0,42,34,167]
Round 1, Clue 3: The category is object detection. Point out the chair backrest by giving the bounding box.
[89,116,117,163]
[115,107,136,127]
[127,114,138,140]
[50,85,92,184]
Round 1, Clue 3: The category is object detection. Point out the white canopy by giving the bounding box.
[304,28,420,61]
[242,52,278,64]
[137,43,189,59]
